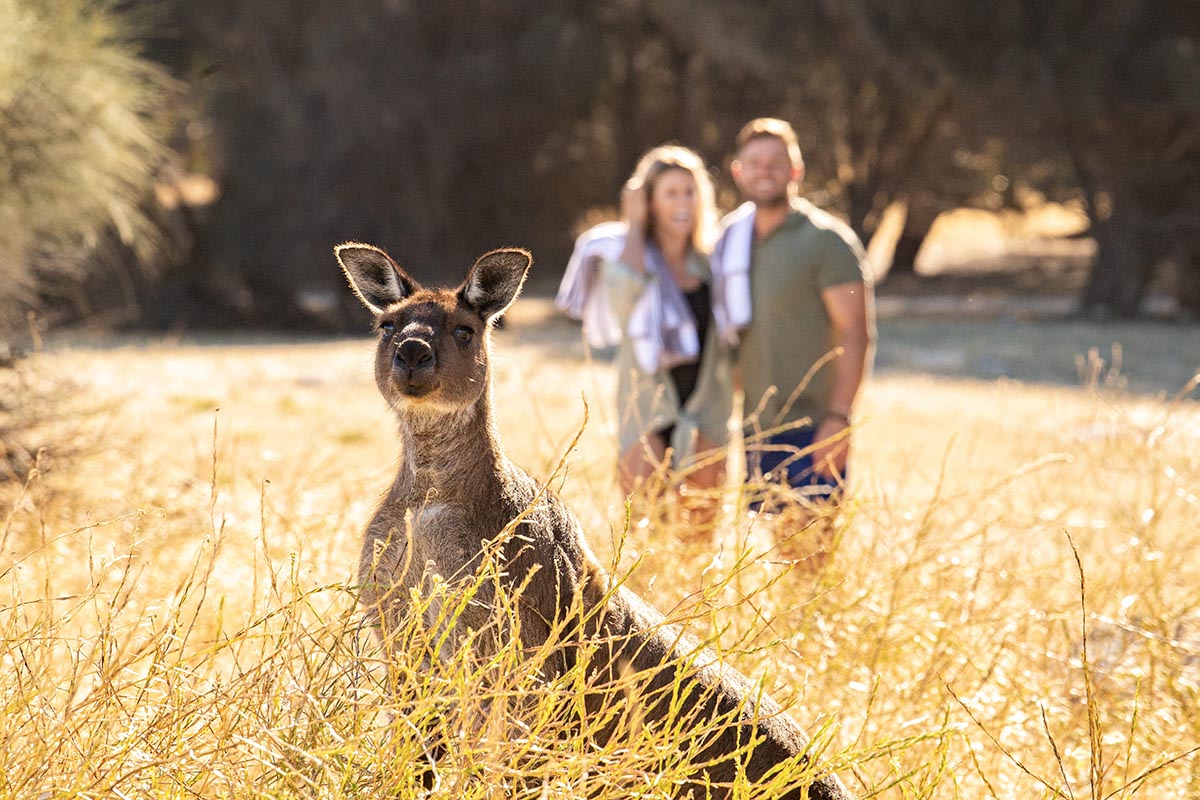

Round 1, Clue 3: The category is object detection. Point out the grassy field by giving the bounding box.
[3,300,1199,798]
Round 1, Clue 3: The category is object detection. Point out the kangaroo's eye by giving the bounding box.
[453,326,474,345]
[378,320,395,335]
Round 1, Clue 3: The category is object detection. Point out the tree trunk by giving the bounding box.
[883,197,936,281]
[1177,249,1200,316]
[1081,217,1151,319]
[887,229,927,279]
[846,183,875,244]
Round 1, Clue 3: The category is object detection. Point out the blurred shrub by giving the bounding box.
[0,0,177,337]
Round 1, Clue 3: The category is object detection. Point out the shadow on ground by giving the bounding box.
[875,315,1200,396]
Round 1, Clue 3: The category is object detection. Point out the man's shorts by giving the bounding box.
[745,426,844,511]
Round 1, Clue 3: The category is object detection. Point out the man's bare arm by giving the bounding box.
[812,280,875,475]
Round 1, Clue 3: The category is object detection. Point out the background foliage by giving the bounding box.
[0,0,177,336]
[1,0,1198,332]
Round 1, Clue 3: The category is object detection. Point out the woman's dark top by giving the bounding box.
[668,282,712,409]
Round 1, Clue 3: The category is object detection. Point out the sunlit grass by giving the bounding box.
[2,317,1198,797]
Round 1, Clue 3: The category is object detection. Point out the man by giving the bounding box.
[712,118,875,513]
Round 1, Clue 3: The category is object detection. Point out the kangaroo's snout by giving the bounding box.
[393,336,437,397]
[395,337,435,374]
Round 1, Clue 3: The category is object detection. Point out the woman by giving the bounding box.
[558,146,732,500]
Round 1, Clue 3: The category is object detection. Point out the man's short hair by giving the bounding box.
[735,118,803,167]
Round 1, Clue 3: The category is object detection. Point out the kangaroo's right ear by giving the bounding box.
[335,243,419,314]
[459,248,532,322]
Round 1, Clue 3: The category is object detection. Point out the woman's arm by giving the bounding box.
[617,179,649,274]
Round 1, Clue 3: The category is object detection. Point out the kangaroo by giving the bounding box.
[336,242,854,799]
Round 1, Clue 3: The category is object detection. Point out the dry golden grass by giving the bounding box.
[3,305,1199,798]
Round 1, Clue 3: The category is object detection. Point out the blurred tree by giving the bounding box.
[47,0,1190,327]
[171,0,623,326]
[939,0,1200,316]
[166,0,836,325]
[614,1,1003,278]
[576,1,1001,278]
[1056,3,1200,317]
[0,0,177,339]
[813,0,1200,311]
[784,1,1009,278]
[150,1,1012,319]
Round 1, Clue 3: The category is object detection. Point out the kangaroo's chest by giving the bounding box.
[403,500,478,577]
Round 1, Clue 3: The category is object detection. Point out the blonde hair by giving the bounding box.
[628,145,717,253]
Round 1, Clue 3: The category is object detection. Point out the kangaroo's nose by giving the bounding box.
[395,338,434,372]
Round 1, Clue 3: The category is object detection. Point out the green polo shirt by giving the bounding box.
[738,198,871,431]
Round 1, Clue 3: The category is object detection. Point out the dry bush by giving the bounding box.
[0,0,177,332]
[0,356,112,483]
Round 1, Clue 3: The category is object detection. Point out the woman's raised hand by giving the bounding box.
[620,178,649,234]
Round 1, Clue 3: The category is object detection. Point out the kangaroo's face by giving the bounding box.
[371,291,488,410]
[336,244,531,414]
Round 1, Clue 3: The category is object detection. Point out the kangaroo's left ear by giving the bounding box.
[459,248,531,322]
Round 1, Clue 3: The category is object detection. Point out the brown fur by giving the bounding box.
[336,242,854,799]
